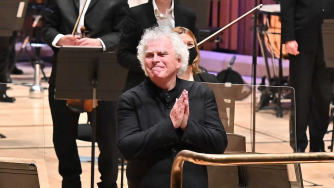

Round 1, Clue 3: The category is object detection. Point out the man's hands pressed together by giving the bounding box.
[170,90,189,130]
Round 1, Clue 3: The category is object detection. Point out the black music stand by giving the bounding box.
[0,0,29,36]
[55,46,128,188]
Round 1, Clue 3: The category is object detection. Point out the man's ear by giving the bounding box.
[176,57,182,69]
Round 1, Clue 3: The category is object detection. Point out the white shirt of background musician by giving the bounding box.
[153,0,175,29]
[52,0,106,51]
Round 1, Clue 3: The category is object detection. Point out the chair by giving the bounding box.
[204,83,303,188]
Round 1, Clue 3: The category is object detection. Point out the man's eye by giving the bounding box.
[146,54,153,58]
[158,52,167,56]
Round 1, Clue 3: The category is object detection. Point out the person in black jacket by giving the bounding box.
[281,0,333,152]
[172,27,217,83]
[117,26,227,188]
[42,0,128,187]
[0,37,15,103]
[117,0,196,91]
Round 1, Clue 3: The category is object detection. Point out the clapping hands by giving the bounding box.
[170,90,189,130]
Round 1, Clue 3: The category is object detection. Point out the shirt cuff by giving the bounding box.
[97,38,106,51]
[52,34,65,48]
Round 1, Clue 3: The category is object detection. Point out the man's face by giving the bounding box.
[144,38,181,79]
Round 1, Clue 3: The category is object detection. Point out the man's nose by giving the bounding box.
[152,53,159,63]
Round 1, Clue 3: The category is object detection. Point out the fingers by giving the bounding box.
[77,38,90,46]
[285,40,300,56]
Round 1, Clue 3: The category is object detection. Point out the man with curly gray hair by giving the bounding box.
[117,26,227,188]
[137,26,189,77]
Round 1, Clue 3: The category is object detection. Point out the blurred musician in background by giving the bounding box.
[0,37,15,103]
[172,27,218,83]
[42,0,128,187]
[117,26,227,188]
[281,0,333,152]
[117,0,197,91]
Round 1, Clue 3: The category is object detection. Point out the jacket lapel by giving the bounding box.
[87,0,99,12]
[74,0,79,10]
[174,4,182,27]
[146,0,158,27]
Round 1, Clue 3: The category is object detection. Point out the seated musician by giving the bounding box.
[172,27,218,83]
[117,26,228,188]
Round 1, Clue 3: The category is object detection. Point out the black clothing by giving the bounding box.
[193,72,218,83]
[0,37,9,83]
[281,0,334,51]
[43,0,128,187]
[117,78,227,188]
[288,42,332,151]
[0,37,15,102]
[117,0,196,91]
[49,87,119,188]
[281,0,333,151]
[43,0,128,86]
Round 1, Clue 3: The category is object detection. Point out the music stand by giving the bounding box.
[0,0,29,36]
[55,46,128,188]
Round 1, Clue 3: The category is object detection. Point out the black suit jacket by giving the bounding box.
[117,0,196,91]
[117,78,227,188]
[281,0,330,51]
[42,0,128,86]
[194,72,218,83]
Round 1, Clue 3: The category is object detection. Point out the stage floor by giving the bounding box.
[1,62,334,188]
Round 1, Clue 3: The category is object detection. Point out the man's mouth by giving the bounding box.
[152,66,164,71]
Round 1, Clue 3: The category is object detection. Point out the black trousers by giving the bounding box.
[49,86,119,188]
[289,43,333,151]
[0,37,9,82]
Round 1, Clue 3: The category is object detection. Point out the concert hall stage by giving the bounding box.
[1,49,333,188]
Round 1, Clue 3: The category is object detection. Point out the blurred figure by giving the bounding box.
[281,0,333,152]
[172,27,217,82]
[0,37,15,103]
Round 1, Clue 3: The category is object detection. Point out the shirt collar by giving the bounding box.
[146,77,183,103]
[152,0,174,18]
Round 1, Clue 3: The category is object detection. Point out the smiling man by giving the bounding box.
[116,26,228,188]
[117,0,196,91]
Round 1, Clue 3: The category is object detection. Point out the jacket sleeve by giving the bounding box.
[280,0,297,43]
[42,0,61,47]
[181,87,228,154]
[99,1,129,51]
[117,9,144,72]
[117,94,179,160]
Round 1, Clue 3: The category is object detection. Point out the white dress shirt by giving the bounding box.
[152,0,175,29]
[52,0,106,51]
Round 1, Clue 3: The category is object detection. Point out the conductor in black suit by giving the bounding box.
[42,0,128,187]
[281,0,333,152]
[117,0,196,91]
[117,26,227,188]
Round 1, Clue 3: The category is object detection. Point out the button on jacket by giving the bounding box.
[117,78,228,188]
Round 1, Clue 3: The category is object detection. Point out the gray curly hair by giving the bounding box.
[137,26,189,76]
